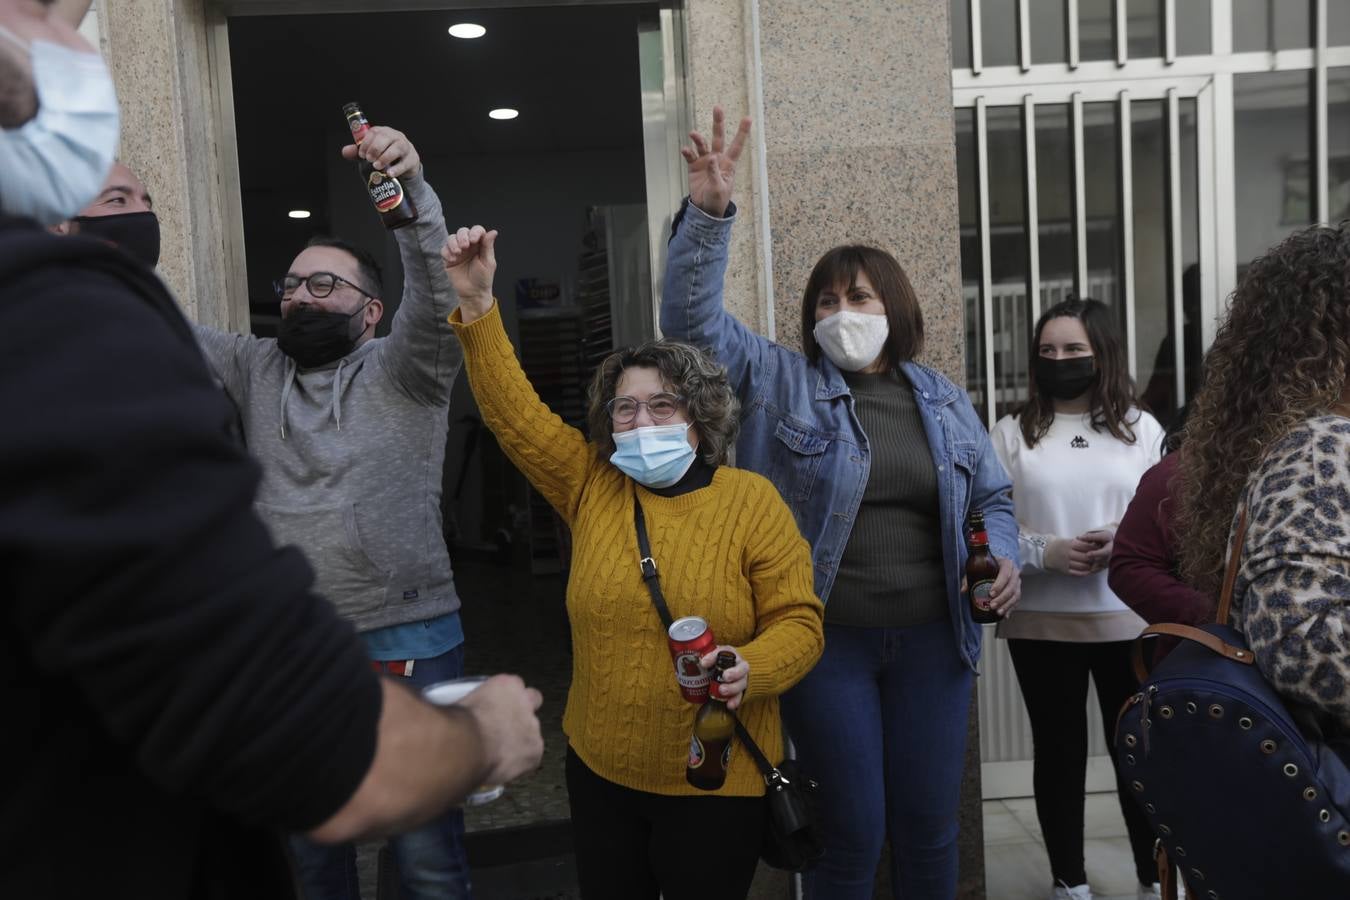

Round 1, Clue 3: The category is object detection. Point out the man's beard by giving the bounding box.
[0,48,36,129]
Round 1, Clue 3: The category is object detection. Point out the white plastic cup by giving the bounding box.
[422,676,506,806]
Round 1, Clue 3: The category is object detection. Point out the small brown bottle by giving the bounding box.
[686,650,737,791]
[966,509,1001,625]
[342,101,418,230]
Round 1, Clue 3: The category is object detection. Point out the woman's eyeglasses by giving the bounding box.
[606,393,685,425]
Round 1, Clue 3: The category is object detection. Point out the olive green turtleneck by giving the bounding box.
[828,369,947,627]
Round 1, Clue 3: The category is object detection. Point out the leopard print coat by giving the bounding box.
[1230,414,1350,735]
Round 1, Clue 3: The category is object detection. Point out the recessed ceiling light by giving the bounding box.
[448,23,486,39]
[488,108,519,120]
[288,210,311,219]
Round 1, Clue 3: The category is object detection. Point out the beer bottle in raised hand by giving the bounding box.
[342,101,419,230]
[686,650,737,791]
[966,509,1001,624]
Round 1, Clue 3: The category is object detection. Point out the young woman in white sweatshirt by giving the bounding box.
[990,298,1165,900]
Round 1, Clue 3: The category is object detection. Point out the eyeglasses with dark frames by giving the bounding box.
[273,271,377,301]
[606,393,685,425]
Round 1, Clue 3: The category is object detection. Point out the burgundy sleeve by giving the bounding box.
[1108,454,1213,626]
[1,266,381,832]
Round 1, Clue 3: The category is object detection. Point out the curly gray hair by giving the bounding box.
[586,340,740,465]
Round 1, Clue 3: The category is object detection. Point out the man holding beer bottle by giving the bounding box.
[191,115,476,900]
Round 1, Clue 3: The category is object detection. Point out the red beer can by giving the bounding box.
[668,616,716,703]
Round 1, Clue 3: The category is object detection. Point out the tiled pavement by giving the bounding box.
[985,793,1146,900]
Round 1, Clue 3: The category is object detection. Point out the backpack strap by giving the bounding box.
[1130,506,1253,683]
[1158,846,1178,900]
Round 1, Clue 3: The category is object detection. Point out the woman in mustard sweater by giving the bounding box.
[441,225,824,900]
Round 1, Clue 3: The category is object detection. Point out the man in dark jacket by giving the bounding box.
[0,3,544,897]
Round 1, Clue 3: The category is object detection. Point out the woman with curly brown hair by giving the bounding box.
[989,298,1165,900]
[440,224,824,900]
[1175,221,1350,738]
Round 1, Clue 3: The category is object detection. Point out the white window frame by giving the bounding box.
[955,0,1346,426]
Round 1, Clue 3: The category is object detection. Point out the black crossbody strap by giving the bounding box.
[633,497,781,782]
[634,498,675,629]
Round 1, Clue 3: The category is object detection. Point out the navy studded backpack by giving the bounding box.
[1114,509,1350,900]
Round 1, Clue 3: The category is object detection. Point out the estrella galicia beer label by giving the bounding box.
[688,734,705,768]
[367,171,405,213]
[971,579,995,611]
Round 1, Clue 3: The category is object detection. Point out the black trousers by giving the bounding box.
[1007,638,1158,888]
[565,746,762,900]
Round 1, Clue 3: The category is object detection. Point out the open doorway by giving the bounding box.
[224,4,686,896]
[227,3,666,571]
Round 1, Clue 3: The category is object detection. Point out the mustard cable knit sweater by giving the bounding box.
[452,303,824,797]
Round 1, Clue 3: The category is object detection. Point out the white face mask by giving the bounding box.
[813,310,889,372]
[0,26,119,225]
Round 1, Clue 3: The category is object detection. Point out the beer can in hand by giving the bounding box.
[668,616,716,703]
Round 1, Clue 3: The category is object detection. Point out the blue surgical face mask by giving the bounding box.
[609,423,697,488]
[0,26,119,225]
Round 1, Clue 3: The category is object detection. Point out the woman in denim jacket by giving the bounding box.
[660,109,1022,900]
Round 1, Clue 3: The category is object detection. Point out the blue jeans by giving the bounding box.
[781,618,973,900]
[290,643,472,900]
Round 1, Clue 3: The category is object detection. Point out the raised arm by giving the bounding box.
[443,226,594,523]
[191,321,256,405]
[659,108,775,399]
[347,126,461,404]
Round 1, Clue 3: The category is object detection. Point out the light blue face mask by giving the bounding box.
[609,422,697,488]
[0,25,119,225]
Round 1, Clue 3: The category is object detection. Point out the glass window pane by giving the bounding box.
[1082,102,1124,335]
[1234,71,1313,270]
[956,108,985,413]
[952,0,972,69]
[1030,0,1068,65]
[1331,68,1350,221]
[1132,99,1200,429]
[982,0,1020,67]
[1036,104,1076,314]
[1128,0,1164,59]
[987,106,1032,420]
[1131,101,1169,413]
[1176,0,1212,55]
[1333,1,1350,47]
[1179,98,1202,420]
[1233,0,1312,52]
[1080,0,1116,61]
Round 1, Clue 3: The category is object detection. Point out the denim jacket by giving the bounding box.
[660,201,1019,669]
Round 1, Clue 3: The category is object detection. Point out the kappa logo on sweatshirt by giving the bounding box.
[1070,435,1090,449]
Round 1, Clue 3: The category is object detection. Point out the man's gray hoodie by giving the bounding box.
[194,173,462,632]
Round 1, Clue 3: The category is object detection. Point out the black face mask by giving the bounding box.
[73,211,160,268]
[1034,355,1098,401]
[277,302,369,369]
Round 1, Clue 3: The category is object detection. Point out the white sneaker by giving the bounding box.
[1052,882,1093,900]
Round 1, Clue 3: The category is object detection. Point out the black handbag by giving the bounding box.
[634,498,825,872]
[1114,508,1350,900]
